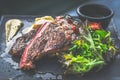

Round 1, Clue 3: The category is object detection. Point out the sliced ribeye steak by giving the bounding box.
[20,21,75,70]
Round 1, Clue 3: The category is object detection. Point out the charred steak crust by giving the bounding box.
[9,29,38,56]
[20,22,75,69]
[20,22,50,69]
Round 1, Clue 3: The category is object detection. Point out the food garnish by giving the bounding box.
[33,16,55,29]
[89,22,101,30]
[5,19,23,44]
[59,20,117,75]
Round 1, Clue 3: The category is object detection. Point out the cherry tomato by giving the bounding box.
[90,22,101,30]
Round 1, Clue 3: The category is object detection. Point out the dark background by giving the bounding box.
[0,0,120,80]
[0,0,86,15]
[0,0,120,36]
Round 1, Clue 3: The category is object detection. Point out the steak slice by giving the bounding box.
[9,29,38,56]
[20,22,75,70]
[20,22,52,69]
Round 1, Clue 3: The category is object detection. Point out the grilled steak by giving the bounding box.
[20,22,52,69]
[9,29,38,56]
[20,21,75,70]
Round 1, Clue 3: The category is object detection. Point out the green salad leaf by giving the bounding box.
[61,21,117,75]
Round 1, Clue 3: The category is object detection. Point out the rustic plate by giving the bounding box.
[0,15,120,80]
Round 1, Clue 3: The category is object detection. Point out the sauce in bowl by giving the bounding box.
[77,3,114,29]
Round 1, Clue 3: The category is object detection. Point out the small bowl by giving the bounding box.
[77,3,114,29]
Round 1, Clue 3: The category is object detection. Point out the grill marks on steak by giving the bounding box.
[20,22,74,69]
[9,29,38,56]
